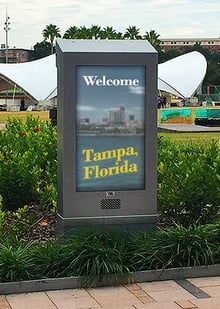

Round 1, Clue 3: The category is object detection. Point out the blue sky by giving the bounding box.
[0,0,220,49]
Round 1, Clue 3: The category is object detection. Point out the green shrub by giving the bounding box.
[0,116,57,211]
[157,137,220,226]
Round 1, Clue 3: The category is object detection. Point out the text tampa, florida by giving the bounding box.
[82,146,139,179]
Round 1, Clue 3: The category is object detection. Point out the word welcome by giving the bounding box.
[82,75,140,87]
[82,146,139,180]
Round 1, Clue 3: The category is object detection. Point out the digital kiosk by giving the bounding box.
[56,39,158,233]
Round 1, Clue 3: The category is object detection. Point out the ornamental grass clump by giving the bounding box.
[30,241,67,279]
[0,225,219,284]
[128,225,215,271]
[0,238,36,282]
[60,229,131,286]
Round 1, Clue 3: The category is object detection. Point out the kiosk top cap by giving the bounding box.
[56,39,157,54]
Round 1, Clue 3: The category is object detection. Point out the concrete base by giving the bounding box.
[56,213,158,236]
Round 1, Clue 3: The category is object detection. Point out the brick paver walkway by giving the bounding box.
[1,276,220,308]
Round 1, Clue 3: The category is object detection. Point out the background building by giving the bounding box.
[109,106,125,126]
[1,37,220,64]
[160,38,220,51]
[0,47,35,63]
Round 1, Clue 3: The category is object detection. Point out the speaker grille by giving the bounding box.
[100,198,121,209]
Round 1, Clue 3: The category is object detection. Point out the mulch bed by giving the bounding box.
[4,203,57,241]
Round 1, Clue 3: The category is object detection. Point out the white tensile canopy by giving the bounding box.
[158,51,207,98]
[0,55,57,102]
[0,51,207,102]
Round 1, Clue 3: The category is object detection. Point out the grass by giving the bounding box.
[0,111,49,123]
[0,110,219,144]
[158,107,220,143]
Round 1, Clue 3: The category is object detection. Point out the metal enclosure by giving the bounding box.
[56,39,158,233]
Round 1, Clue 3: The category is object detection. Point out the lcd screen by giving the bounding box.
[76,65,146,192]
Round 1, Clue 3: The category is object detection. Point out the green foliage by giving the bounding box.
[33,41,51,59]
[0,238,36,282]
[0,115,220,285]
[0,229,131,284]
[0,225,219,284]
[60,229,130,286]
[157,136,220,226]
[128,225,215,271]
[0,204,56,241]
[0,195,8,235]
[42,24,61,54]
[0,116,57,211]
[0,206,30,239]
[30,241,67,279]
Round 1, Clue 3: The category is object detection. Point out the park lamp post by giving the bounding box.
[4,9,10,63]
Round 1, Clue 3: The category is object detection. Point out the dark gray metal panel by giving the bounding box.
[56,40,157,230]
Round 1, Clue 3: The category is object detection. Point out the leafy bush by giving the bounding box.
[157,137,220,226]
[1,116,219,225]
[0,116,57,211]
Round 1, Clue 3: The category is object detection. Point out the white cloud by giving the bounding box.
[0,0,220,49]
[129,86,145,95]
[77,105,97,112]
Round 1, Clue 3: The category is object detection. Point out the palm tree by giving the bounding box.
[77,26,91,39]
[100,26,117,39]
[124,26,142,40]
[115,32,124,40]
[42,24,61,54]
[144,30,161,52]
[89,25,101,39]
[63,26,79,39]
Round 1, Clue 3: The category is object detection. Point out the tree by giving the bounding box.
[124,26,142,40]
[89,25,101,39]
[33,41,51,59]
[159,48,181,63]
[42,24,61,54]
[63,26,79,39]
[77,26,91,39]
[144,30,161,52]
[115,32,123,39]
[99,26,117,39]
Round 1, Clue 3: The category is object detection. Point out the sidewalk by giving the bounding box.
[1,276,220,309]
[158,123,220,132]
